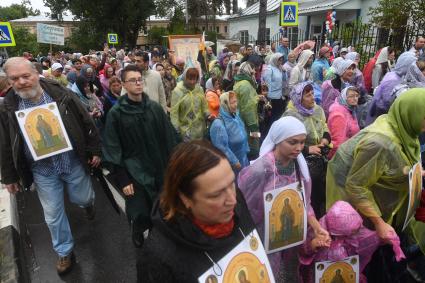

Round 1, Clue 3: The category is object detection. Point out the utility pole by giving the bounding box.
[185,0,189,32]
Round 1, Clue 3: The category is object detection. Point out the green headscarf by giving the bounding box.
[387,88,425,164]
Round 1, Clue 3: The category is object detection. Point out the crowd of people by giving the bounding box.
[1,35,425,282]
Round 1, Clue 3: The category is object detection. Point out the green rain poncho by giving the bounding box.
[283,101,329,147]
[170,79,209,141]
[326,88,425,251]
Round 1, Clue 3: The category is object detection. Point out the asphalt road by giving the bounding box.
[20,177,138,283]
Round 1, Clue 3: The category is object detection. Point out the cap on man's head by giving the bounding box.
[51,63,63,71]
[340,48,348,54]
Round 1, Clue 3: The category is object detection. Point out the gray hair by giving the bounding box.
[3,57,37,75]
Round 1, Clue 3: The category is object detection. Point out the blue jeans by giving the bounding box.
[33,158,95,257]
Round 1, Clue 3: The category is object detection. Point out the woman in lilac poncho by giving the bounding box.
[321,59,356,117]
[365,51,417,125]
[299,201,405,283]
[238,116,330,282]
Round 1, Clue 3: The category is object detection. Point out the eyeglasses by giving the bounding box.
[125,78,143,84]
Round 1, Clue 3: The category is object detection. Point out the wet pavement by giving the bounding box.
[20,178,138,283]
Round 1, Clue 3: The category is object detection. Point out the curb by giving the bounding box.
[0,188,26,283]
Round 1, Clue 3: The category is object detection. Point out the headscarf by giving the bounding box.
[75,76,89,97]
[335,59,355,76]
[80,64,95,82]
[319,46,330,58]
[205,78,214,91]
[392,51,418,77]
[290,81,315,116]
[387,88,425,164]
[66,71,77,85]
[345,52,359,64]
[376,46,389,65]
[218,52,230,70]
[259,116,310,181]
[269,52,284,69]
[339,86,358,115]
[219,91,232,113]
[296,50,314,69]
[234,61,256,88]
[223,60,240,81]
[403,62,425,88]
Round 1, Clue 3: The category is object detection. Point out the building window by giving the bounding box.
[224,26,228,33]
[216,26,220,33]
[240,30,249,45]
[311,25,322,35]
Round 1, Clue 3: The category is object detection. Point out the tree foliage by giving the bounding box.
[0,1,40,21]
[369,0,425,50]
[43,0,156,49]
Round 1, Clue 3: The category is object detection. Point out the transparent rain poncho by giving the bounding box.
[326,88,425,252]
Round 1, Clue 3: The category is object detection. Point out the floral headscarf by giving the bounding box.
[290,81,315,116]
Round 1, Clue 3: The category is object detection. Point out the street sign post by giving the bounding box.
[0,22,16,47]
[280,2,299,27]
[108,33,118,45]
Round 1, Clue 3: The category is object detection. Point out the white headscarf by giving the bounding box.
[297,50,314,69]
[259,116,310,181]
[205,78,214,91]
[335,59,355,76]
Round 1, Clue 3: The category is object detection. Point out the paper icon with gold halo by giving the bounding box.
[403,162,423,230]
[315,255,359,283]
[263,181,306,253]
[15,102,73,161]
[198,229,275,283]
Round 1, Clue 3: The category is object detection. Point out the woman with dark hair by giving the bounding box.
[170,68,209,141]
[137,140,256,282]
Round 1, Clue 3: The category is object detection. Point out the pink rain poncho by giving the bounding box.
[238,116,315,281]
[299,201,405,283]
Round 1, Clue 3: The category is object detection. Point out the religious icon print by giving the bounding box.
[403,162,423,230]
[198,230,275,283]
[15,102,73,161]
[315,255,359,283]
[264,182,307,253]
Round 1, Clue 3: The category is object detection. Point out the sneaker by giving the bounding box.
[84,204,96,220]
[131,220,144,248]
[56,252,75,275]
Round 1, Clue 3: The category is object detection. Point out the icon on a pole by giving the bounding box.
[280,2,299,27]
[108,33,118,44]
[0,22,16,47]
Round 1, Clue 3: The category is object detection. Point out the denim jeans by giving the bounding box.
[33,157,95,257]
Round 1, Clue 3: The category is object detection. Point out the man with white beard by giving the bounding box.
[0,57,101,275]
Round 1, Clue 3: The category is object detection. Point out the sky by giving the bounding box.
[2,0,247,15]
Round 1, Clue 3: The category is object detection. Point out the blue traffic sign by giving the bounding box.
[108,33,118,44]
[0,22,16,47]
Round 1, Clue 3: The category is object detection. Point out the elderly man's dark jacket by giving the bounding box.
[0,78,101,188]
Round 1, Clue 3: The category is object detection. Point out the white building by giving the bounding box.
[228,0,379,45]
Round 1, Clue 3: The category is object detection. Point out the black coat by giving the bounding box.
[137,189,256,283]
[0,78,101,188]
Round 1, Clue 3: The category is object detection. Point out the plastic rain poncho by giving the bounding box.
[366,51,417,125]
[299,201,405,283]
[170,75,209,141]
[210,93,249,168]
[326,88,425,253]
[238,116,315,280]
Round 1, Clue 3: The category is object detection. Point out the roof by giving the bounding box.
[229,0,353,19]
[10,14,78,23]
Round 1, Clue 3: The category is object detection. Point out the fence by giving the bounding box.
[237,21,425,69]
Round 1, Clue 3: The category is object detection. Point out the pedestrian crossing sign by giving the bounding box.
[280,2,299,27]
[108,33,118,44]
[0,22,16,47]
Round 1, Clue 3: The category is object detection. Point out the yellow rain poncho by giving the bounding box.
[326,88,425,251]
[170,80,208,141]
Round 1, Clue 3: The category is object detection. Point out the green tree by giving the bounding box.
[44,0,156,49]
[0,1,40,21]
[369,0,425,50]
